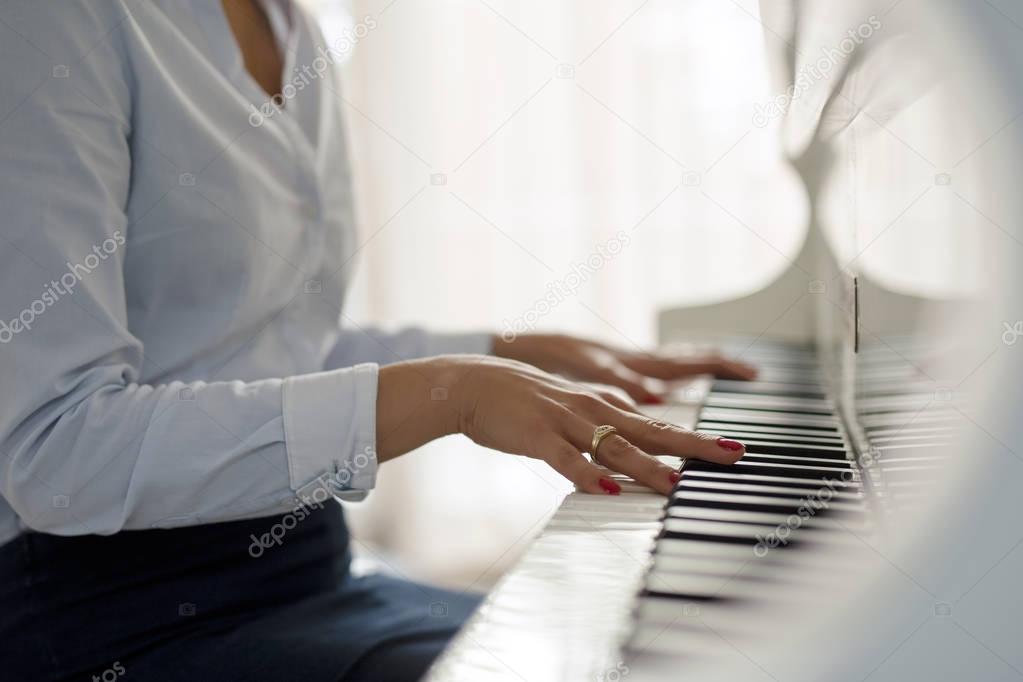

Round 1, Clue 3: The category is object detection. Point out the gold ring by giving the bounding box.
[590,425,618,467]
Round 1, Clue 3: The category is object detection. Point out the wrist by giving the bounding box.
[428,356,474,438]
[376,357,467,461]
[491,333,515,359]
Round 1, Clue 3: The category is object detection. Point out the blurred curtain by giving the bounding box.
[304,0,804,587]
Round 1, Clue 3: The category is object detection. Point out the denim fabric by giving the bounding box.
[0,505,480,681]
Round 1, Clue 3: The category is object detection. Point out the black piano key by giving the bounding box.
[657,523,818,553]
[633,342,885,630]
[663,518,783,536]
[656,531,770,547]
[639,589,734,603]
[686,459,856,481]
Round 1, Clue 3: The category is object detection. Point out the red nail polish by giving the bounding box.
[645,395,665,405]
[716,437,745,452]
[599,478,621,495]
[668,471,682,485]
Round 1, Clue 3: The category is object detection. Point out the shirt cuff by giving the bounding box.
[421,331,494,357]
[282,363,379,502]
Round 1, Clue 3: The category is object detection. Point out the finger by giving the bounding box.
[622,354,758,381]
[595,365,661,404]
[593,433,679,495]
[599,406,747,464]
[600,391,641,414]
[577,382,640,414]
[562,415,679,495]
[542,437,622,496]
[686,357,758,380]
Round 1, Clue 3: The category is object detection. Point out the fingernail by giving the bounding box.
[668,471,682,485]
[716,437,745,452]
[599,477,622,495]
[644,395,665,405]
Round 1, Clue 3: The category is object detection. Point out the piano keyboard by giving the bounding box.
[425,339,951,681]
[626,343,868,675]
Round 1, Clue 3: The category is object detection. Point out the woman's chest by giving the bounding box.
[117,2,356,318]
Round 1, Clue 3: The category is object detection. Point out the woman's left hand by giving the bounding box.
[493,333,757,405]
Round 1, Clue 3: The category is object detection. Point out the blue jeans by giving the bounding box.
[0,504,480,681]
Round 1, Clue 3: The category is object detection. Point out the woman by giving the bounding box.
[0,1,755,680]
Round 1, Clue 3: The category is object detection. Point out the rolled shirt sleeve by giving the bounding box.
[284,364,379,502]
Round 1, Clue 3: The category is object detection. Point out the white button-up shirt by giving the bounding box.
[0,0,489,546]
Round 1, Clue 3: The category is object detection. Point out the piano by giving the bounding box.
[427,1,1023,680]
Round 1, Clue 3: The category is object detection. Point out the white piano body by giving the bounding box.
[427,1,1023,680]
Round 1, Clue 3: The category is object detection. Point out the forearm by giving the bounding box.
[492,333,571,372]
[326,327,495,368]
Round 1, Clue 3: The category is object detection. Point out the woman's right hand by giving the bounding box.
[375,355,745,496]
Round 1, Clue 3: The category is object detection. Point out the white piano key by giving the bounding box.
[639,402,703,429]
[665,505,842,527]
[650,544,852,576]
[699,408,839,428]
[652,538,759,560]
[738,452,853,467]
[661,518,779,539]
[699,422,846,439]
[703,394,835,413]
